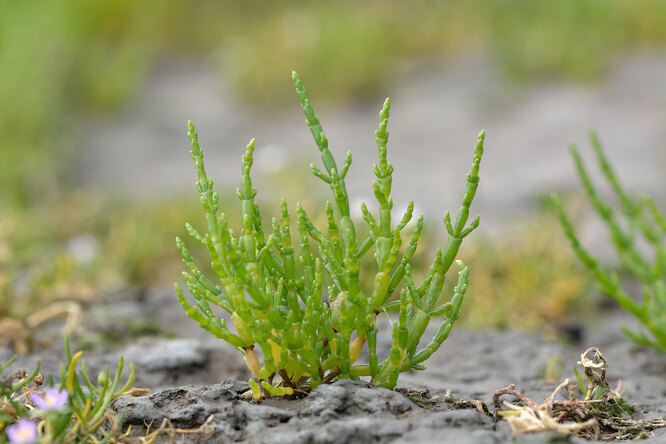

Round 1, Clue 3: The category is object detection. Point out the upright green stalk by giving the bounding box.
[555,131,666,351]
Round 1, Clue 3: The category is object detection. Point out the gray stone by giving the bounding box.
[433,409,494,428]
[394,410,500,444]
[397,427,502,444]
[111,379,428,443]
[0,347,14,363]
[302,379,414,416]
[111,379,245,430]
[254,416,408,444]
[121,338,207,371]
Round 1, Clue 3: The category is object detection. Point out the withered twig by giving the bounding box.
[278,369,295,388]
[492,384,537,412]
[322,367,341,384]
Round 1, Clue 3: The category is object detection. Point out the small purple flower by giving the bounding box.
[5,419,37,444]
[32,388,68,411]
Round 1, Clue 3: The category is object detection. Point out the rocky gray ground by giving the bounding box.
[4,288,666,443]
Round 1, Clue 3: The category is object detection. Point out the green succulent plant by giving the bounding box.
[176,72,485,400]
[554,132,666,352]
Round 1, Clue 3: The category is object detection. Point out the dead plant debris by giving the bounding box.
[395,387,439,408]
[443,347,666,441]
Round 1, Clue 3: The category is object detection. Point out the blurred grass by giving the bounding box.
[0,194,209,319]
[0,0,662,342]
[450,217,593,332]
[480,1,666,82]
[4,1,666,205]
[0,0,161,206]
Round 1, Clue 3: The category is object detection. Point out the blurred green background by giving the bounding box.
[3,0,665,347]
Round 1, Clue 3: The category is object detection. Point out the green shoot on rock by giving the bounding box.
[554,132,666,352]
[176,72,485,400]
[0,337,138,443]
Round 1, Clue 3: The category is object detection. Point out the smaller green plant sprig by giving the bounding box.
[554,131,666,352]
[0,338,136,444]
[0,356,41,434]
[176,72,485,400]
[59,337,136,441]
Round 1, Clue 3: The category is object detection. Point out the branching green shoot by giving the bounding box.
[554,132,666,352]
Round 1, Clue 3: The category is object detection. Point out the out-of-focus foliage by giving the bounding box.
[479,1,666,82]
[445,216,593,332]
[0,195,204,297]
[555,133,666,352]
[4,0,666,205]
[0,194,213,352]
[0,0,161,206]
[219,1,666,102]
